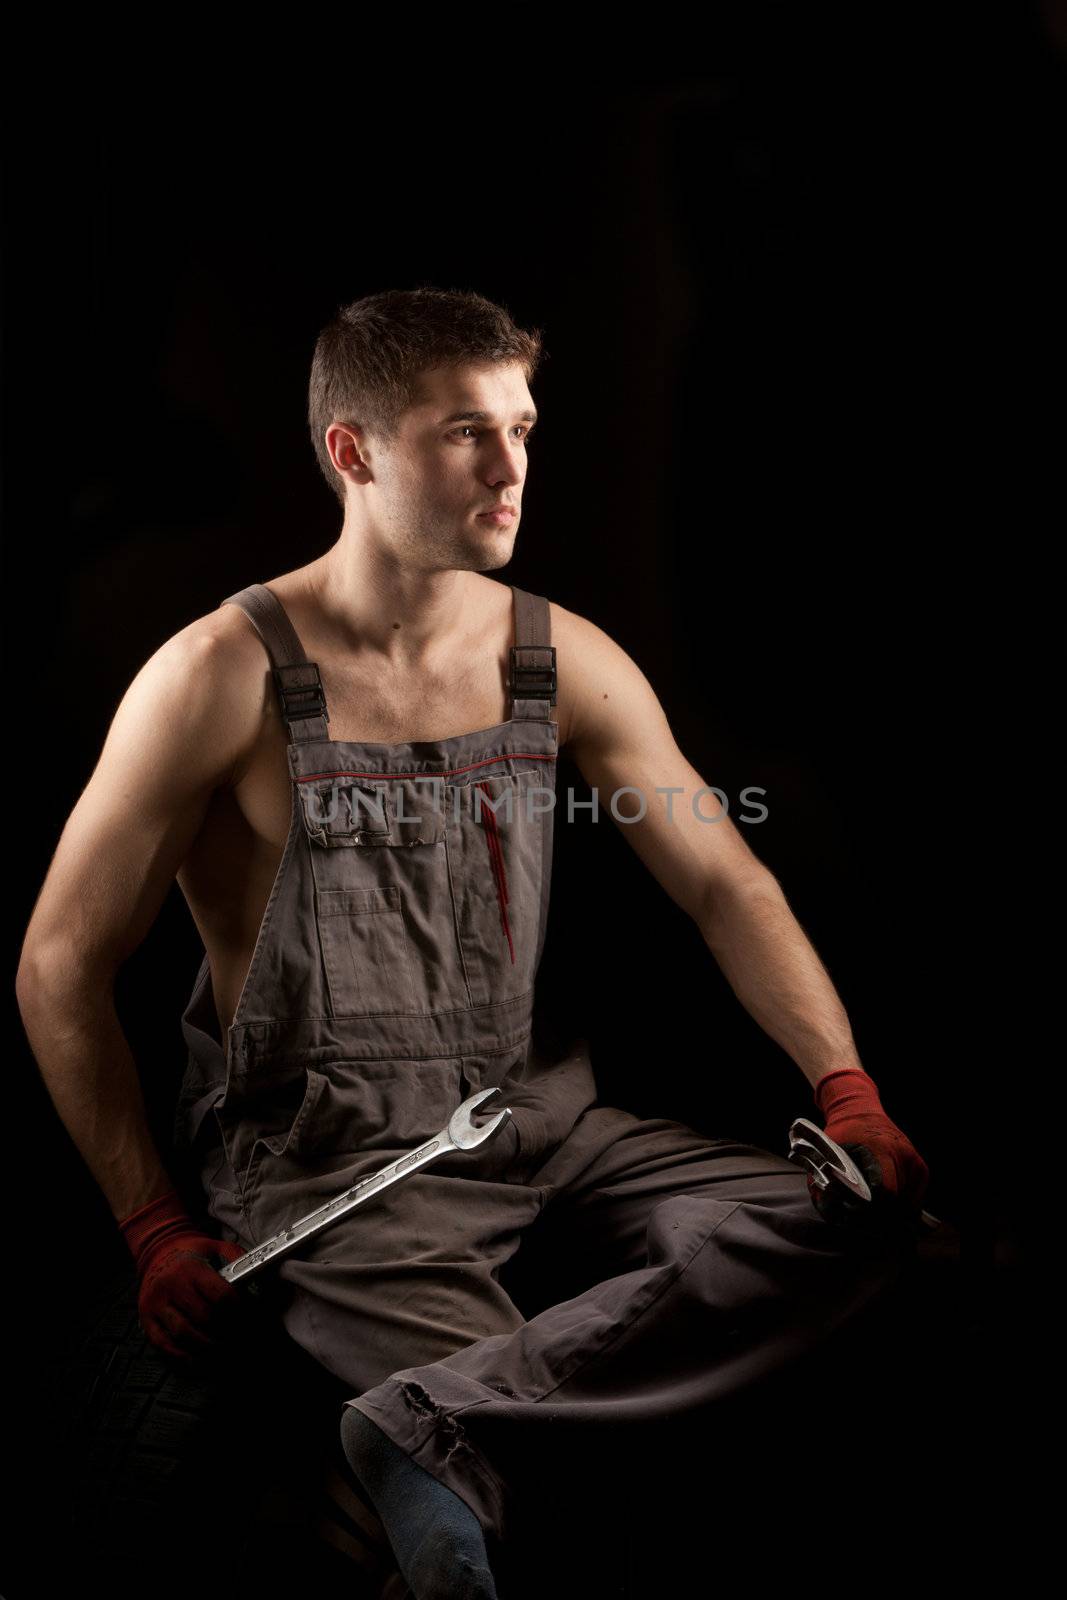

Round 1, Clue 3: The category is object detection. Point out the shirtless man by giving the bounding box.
[16,287,929,1600]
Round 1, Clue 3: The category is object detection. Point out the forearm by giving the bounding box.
[700,874,865,1094]
[16,951,176,1220]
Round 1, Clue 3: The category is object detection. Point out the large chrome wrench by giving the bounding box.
[219,1086,512,1286]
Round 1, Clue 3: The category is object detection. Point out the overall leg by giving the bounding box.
[344,1106,918,1558]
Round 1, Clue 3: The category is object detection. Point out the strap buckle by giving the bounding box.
[509,646,557,704]
[272,666,330,726]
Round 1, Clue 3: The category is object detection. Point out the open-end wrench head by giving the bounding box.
[788,1117,943,1231]
[787,1118,872,1203]
[449,1086,513,1150]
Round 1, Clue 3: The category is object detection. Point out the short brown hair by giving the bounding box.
[307,285,545,507]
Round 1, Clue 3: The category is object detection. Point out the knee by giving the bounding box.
[340,1403,363,1456]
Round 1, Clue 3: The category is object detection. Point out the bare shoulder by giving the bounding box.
[111,598,274,793]
[154,598,270,708]
[547,598,666,757]
[175,593,274,677]
[547,598,625,667]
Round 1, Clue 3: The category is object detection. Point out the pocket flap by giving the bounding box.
[259,1068,329,1156]
[317,885,402,917]
[299,777,446,848]
[216,1067,330,1181]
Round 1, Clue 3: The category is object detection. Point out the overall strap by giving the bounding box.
[509,587,557,722]
[220,583,330,744]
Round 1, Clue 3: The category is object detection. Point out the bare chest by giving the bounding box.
[177,655,557,1041]
[268,671,521,821]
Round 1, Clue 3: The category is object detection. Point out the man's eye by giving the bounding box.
[449,427,533,442]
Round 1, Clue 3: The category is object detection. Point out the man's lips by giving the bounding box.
[477,507,517,522]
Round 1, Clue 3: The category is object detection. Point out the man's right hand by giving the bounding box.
[118,1189,248,1362]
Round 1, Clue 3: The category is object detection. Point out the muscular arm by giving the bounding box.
[14,614,262,1219]
[555,603,864,1091]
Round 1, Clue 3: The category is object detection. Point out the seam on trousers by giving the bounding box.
[505,1197,745,1409]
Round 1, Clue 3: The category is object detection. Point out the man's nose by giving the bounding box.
[484,435,525,486]
[488,456,524,488]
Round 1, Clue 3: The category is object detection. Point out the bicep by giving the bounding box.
[565,615,767,925]
[21,629,252,976]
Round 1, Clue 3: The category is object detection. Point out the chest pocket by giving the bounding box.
[316,883,420,1017]
[298,775,466,1018]
[445,768,552,1009]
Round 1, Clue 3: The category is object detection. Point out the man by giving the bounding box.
[17,287,929,1600]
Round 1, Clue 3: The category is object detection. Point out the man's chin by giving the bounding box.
[472,546,515,573]
[464,527,518,571]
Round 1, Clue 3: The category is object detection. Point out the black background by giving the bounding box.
[4,9,1059,1593]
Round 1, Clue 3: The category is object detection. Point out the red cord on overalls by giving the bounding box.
[475,780,516,964]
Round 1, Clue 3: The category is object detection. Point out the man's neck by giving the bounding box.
[298,549,484,671]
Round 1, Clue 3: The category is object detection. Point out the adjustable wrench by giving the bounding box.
[787,1117,942,1231]
[220,1086,512,1286]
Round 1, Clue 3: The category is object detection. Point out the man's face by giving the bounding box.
[358,361,537,574]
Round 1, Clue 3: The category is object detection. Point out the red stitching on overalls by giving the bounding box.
[475,780,515,965]
[295,752,554,784]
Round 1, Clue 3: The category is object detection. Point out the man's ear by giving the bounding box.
[326,421,373,481]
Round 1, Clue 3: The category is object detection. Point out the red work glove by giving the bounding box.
[812,1068,930,1221]
[118,1189,248,1363]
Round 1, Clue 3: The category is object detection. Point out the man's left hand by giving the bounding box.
[814,1067,931,1217]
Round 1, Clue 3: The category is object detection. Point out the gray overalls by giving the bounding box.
[174,581,913,1552]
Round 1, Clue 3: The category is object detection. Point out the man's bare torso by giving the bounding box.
[176,568,566,1056]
